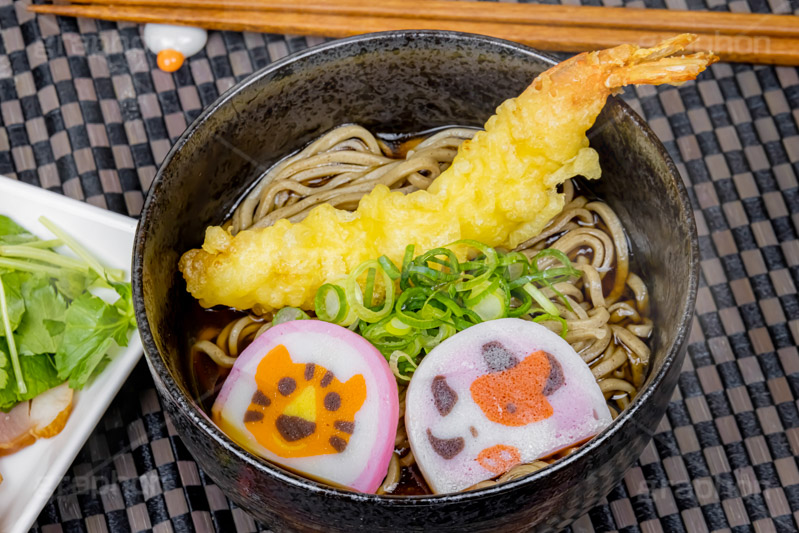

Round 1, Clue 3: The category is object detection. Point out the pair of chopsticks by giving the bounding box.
[29,0,799,65]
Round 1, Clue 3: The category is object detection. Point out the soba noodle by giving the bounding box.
[189,125,652,495]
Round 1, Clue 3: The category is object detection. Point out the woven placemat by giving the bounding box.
[0,0,797,531]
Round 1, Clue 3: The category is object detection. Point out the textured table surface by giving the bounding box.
[2,0,798,531]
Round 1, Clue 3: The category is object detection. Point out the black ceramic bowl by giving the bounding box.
[133,31,698,532]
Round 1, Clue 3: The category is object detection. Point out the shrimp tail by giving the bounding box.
[531,33,718,97]
[604,34,719,87]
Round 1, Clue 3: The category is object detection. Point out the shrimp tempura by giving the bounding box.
[180,34,717,312]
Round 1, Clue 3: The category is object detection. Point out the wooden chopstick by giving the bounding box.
[28,2,799,65]
[65,0,799,39]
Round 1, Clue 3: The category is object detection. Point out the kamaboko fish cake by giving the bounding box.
[212,320,398,493]
[405,319,611,494]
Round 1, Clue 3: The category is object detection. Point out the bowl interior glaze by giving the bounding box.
[133,31,698,532]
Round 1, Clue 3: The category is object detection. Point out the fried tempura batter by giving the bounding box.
[180,35,717,312]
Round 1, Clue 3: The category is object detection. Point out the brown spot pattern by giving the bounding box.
[329,435,347,453]
[324,392,341,411]
[304,363,316,381]
[251,389,271,406]
[431,375,458,417]
[426,429,464,460]
[275,414,316,442]
[542,353,565,396]
[278,377,296,396]
[320,370,334,388]
[482,341,520,372]
[334,420,355,434]
[243,410,264,423]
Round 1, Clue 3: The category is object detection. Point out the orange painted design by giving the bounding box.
[476,444,522,474]
[244,344,366,458]
[157,49,184,72]
[470,350,554,427]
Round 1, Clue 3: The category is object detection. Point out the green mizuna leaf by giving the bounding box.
[0,340,60,412]
[17,274,67,355]
[0,271,28,334]
[0,214,136,409]
[55,291,131,388]
[0,215,28,237]
[0,342,9,390]
[54,270,92,300]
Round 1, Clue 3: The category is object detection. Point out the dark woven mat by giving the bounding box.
[1,0,797,531]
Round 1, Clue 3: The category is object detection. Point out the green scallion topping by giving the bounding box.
[301,240,583,380]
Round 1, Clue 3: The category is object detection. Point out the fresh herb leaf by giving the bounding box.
[0,215,27,237]
[0,347,61,412]
[18,354,61,400]
[0,214,136,409]
[0,344,8,390]
[55,270,92,300]
[0,271,27,333]
[0,215,37,246]
[17,274,67,355]
[0,234,37,246]
[44,319,65,338]
[111,281,136,328]
[55,291,131,388]
[0,273,26,394]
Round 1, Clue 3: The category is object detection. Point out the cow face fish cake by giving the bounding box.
[212,320,398,493]
[405,318,612,494]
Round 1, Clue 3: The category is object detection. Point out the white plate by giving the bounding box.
[0,176,142,533]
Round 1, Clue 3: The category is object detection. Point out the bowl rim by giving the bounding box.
[133,29,700,505]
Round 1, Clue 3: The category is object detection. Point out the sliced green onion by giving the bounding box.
[507,267,580,290]
[464,278,499,308]
[431,292,466,317]
[362,323,415,351]
[451,240,498,291]
[385,316,413,336]
[393,287,451,329]
[389,350,418,381]
[420,323,456,351]
[547,282,574,313]
[498,251,530,267]
[315,283,347,323]
[532,248,575,270]
[363,267,377,308]
[346,260,394,323]
[378,255,401,280]
[312,237,581,374]
[410,264,461,286]
[533,313,568,338]
[470,288,507,321]
[400,244,415,290]
[273,307,310,325]
[413,247,460,283]
[507,288,533,317]
[523,282,559,316]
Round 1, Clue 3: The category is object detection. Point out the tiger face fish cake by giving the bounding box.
[212,320,398,493]
[405,318,612,494]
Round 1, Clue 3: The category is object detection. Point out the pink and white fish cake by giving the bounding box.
[212,320,398,493]
[405,318,612,493]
